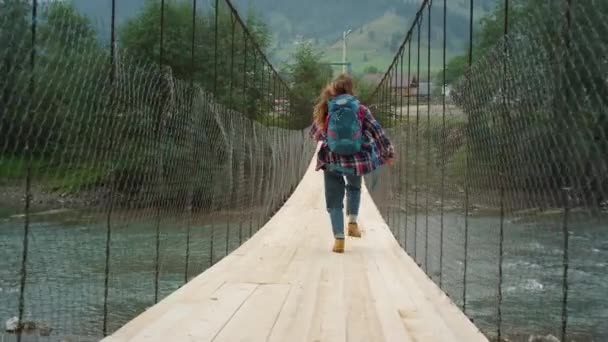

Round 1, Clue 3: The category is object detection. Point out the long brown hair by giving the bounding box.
[313,74,354,127]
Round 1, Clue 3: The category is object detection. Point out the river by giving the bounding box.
[0,210,606,341]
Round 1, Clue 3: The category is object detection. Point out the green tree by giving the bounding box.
[367,30,376,41]
[2,1,106,157]
[452,0,608,205]
[120,0,198,79]
[364,65,379,74]
[116,0,281,204]
[353,75,376,103]
[1,0,32,153]
[439,1,529,87]
[282,42,333,125]
[39,2,99,50]
[119,0,271,118]
[434,54,467,87]
[390,32,401,51]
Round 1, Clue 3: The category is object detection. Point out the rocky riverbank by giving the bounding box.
[0,185,102,218]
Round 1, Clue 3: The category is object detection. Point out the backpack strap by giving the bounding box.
[357,105,366,121]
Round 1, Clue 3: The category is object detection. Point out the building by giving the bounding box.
[362,73,433,98]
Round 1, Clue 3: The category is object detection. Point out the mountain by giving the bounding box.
[233,0,499,73]
[65,0,498,73]
[234,0,497,45]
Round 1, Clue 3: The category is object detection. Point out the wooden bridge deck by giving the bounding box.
[103,157,487,342]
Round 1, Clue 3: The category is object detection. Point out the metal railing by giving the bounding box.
[367,0,608,341]
[0,0,314,340]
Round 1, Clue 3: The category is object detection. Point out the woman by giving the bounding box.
[310,74,395,253]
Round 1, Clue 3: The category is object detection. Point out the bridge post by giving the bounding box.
[560,187,571,341]
[243,36,256,240]
[250,50,258,236]
[214,0,219,94]
[183,0,199,285]
[225,8,237,259]
[397,49,404,249]
[559,1,572,340]
[439,0,447,290]
[102,0,118,335]
[391,66,396,232]
[387,67,392,229]
[424,0,432,275]
[405,34,412,255]
[396,50,404,247]
[462,0,474,315]
[153,0,164,305]
[16,2,38,341]
[414,13,422,265]
[497,0,510,339]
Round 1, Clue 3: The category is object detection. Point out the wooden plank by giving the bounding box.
[267,227,327,342]
[158,282,258,341]
[307,255,346,342]
[373,249,448,341]
[342,240,385,342]
[213,284,290,342]
[363,247,415,342]
[129,304,194,341]
[233,219,302,284]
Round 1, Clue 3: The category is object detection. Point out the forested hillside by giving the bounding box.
[236,0,496,43]
[66,0,497,72]
[237,0,498,72]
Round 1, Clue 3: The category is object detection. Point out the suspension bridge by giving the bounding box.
[1,0,606,341]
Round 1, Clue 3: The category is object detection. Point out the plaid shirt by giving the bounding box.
[309,105,395,176]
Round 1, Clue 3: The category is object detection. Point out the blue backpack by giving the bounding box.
[326,94,364,155]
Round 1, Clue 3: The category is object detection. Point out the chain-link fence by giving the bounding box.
[0,0,315,340]
[368,0,607,341]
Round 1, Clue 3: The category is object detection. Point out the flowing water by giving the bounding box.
[0,209,250,342]
[381,211,606,341]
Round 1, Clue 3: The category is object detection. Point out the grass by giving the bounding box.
[322,12,463,75]
[257,113,302,128]
[321,12,406,74]
[385,113,469,193]
[0,155,106,192]
[272,11,458,75]
[271,0,496,74]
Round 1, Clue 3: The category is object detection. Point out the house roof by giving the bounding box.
[417,82,433,96]
[361,73,426,88]
[362,73,384,85]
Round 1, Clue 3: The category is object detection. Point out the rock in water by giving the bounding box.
[528,335,560,342]
[5,316,19,332]
[39,323,53,336]
[21,320,36,331]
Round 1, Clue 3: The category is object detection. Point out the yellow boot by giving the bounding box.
[348,222,361,238]
[332,238,345,253]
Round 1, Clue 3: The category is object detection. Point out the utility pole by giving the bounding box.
[342,29,352,74]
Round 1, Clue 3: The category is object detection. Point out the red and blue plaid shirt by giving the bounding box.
[309,105,395,176]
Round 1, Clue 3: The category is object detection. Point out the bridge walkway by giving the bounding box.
[103,158,487,342]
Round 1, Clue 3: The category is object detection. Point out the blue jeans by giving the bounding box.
[324,171,362,239]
